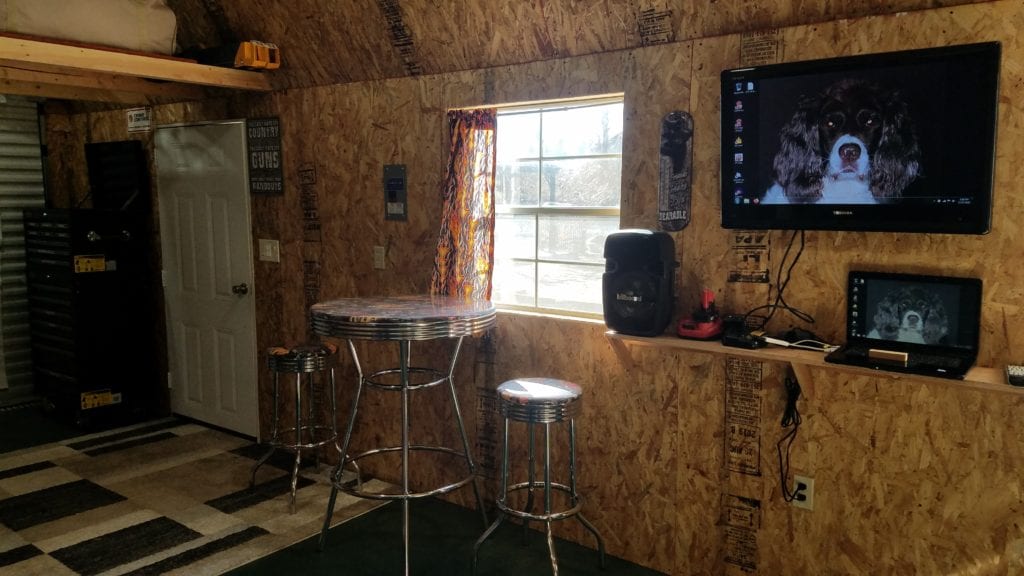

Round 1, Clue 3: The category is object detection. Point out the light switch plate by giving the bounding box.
[258,238,280,262]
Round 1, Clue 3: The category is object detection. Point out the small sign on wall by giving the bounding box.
[724,357,762,475]
[740,29,784,66]
[384,164,408,220]
[728,231,770,283]
[126,107,152,133]
[248,117,284,195]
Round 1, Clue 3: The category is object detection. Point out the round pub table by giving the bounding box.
[312,295,496,575]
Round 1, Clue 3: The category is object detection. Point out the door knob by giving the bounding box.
[232,283,249,296]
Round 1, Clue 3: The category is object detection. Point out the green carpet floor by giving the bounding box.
[229,497,666,576]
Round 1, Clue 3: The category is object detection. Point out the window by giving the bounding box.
[491,98,623,316]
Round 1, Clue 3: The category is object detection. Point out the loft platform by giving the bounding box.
[0,33,273,104]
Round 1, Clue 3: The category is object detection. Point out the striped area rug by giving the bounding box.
[0,419,387,575]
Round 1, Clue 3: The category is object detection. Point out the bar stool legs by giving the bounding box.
[249,368,281,488]
[318,337,488,564]
[567,418,606,567]
[250,345,338,513]
[319,340,365,550]
[473,378,607,576]
[444,337,490,529]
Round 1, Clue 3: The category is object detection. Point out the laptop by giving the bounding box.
[825,271,982,379]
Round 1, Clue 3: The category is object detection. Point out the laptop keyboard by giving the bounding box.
[908,353,963,370]
[842,346,964,370]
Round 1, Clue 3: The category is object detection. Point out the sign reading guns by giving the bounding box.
[248,117,284,195]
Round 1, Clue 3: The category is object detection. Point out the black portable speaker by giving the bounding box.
[602,230,676,336]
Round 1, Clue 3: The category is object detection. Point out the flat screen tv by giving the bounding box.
[720,42,1000,234]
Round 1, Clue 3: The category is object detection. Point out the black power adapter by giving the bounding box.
[722,331,766,349]
[720,314,766,349]
[720,315,765,349]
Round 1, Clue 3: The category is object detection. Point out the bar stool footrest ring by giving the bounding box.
[267,425,339,451]
[365,367,447,392]
[496,481,583,522]
[333,444,477,500]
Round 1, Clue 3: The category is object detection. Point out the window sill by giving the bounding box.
[495,307,604,324]
[605,331,1012,395]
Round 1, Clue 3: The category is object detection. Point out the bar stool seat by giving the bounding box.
[250,343,339,512]
[473,377,606,575]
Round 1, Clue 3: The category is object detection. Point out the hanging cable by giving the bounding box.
[777,372,803,502]
[743,229,814,331]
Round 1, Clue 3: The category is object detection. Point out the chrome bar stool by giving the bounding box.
[250,343,339,512]
[473,377,606,575]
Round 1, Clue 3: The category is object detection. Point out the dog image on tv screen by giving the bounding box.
[867,285,949,345]
[762,78,921,204]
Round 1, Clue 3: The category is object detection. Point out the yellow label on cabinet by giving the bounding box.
[73,255,106,273]
[80,390,122,410]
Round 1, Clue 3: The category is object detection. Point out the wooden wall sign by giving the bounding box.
[126,107,152,133]
[247,117,283,195]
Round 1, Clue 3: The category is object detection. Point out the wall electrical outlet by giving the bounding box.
[792,474,815,511]
[373,245,386,269]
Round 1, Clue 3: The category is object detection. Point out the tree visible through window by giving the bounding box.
[491,98,623,316]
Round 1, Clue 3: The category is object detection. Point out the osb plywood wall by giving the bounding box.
[43,1,1024,574]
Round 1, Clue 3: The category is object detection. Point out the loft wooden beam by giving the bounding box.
[0,78,148,104]
[0,66,208,98]
[0,66,207,102]
[0,35,272,91]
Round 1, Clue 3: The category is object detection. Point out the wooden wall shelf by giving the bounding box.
[0,34,272,104]
[605,331,1014,395]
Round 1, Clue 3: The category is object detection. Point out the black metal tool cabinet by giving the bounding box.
[23,208,157,428]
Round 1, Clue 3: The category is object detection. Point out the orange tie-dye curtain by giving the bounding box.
[431,109,497,300]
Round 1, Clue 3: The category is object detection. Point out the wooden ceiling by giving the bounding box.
[6,0,991,105]
[164,0,988,89]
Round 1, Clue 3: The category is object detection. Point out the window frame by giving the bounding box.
[491,95,624,319]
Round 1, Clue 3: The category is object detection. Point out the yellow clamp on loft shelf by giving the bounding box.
[235,41,281,70]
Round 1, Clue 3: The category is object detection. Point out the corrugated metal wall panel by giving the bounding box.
[0,96,44,395]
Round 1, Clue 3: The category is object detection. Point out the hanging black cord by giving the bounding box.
[768,230,809,323]
[777,373,803,502]
[744,229,814,330]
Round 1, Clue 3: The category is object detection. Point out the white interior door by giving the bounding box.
[155,121,258,437]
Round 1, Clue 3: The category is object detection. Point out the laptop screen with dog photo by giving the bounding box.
[848,271,981,351]
[826,271,982,379]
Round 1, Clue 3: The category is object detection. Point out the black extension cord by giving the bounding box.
[777,373,803,502]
